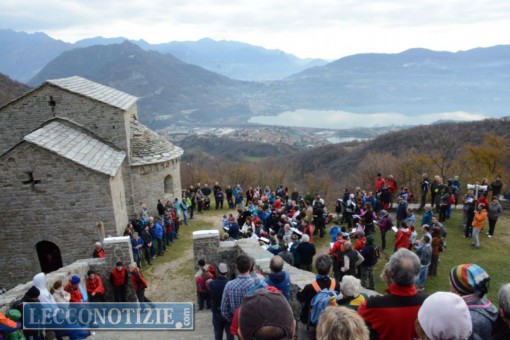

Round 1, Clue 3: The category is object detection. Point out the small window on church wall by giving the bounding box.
[164,175,173,194]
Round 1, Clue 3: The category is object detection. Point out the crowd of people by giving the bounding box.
[196,174,506,339]
[198,251,510,340]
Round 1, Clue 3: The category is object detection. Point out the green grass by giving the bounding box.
[143,211,218,281]
[315,210,510,302]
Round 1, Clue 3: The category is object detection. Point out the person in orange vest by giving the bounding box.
[65,275,84,303]
[109,261,128,302]
[86,270,105,302]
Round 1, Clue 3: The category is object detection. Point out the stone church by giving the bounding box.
[0,76,183,289]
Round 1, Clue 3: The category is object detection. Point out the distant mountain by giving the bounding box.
[28,42,259,126]
[0,30,326,82]
[0,73,31,107]
[276,46,510,116]
[0,29,73,82]
[147,38,327,81]
[27,41,510,127]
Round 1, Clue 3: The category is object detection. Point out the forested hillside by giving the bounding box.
[180,118,510,204]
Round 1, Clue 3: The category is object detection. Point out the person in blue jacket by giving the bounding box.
[265,256,291,300]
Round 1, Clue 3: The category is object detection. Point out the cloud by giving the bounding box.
[1,0,509,59]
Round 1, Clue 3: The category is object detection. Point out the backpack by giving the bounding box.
[448,193,456,205]
[439,239,445,252]
[374,246,380,264]
[309,280,338,326]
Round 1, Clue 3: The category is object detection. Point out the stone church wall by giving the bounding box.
[0,86,131,156]
[130,159,182,210]
[0,236,137,312]
[0,143,125,289]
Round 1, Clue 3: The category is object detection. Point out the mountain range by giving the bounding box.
[0,29,326,82]
[2,29,510,129]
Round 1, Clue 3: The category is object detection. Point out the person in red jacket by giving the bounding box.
[110,261,128,302]
[129,262,150,303]
[65,275,84,303]
[92,242,105,258]
[86,270,105,302]
[329,232,346,282]
[358,248,427,340]
[394,221,412,251]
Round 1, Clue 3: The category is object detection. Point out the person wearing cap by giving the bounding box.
[238,289,295,340]
[358,249,427,340]
[209,263,232,340]
[110,261,128,302]
[359,235,378,290]
[449,264,499,339]
[86,270,105,302]
[297,254,340,340]
[65,275,84,303]
[92,242,105,258]
[416,292,473,340]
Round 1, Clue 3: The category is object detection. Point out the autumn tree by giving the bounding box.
[461,134,510,183]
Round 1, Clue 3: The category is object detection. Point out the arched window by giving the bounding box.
[36,241,63,273]
[164,175,174,194]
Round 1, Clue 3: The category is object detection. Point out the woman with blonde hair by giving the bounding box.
[316,306,369,340]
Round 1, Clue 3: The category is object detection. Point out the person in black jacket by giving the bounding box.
[296,234,316,272]
[297,255,340,340]
[209,263,232,340]
[140,225,153,265]
[360,235,378,290]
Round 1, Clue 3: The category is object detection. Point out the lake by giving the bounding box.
[248,109,489,129]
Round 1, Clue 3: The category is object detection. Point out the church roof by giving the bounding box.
[47,76,137,111]
[130,120,183,166]
[24,121,126,176]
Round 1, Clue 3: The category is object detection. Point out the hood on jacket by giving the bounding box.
[33,272,56,304]
[268,271,287,284]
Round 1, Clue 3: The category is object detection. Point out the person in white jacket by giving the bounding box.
[33,272,56,304]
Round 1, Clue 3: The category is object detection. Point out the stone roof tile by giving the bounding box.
[47,76,137,111]
[130,120,183,166]
[24,121,125,176]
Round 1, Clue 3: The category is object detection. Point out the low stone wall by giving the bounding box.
[192,231,315,318]
[192,231,378,319]
[0,236,137,312]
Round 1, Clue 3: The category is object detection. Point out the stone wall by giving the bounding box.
[192,232,378,320]
[130,159,182,208]
[0,144,123,289]
[110,168,129,236]
[0,236,136,312]
[192,231,315,319]
[0,86,131,157]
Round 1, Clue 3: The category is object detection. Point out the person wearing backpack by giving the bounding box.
[297,255,340,340]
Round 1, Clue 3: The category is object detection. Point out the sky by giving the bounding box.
[1,0,510,60]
